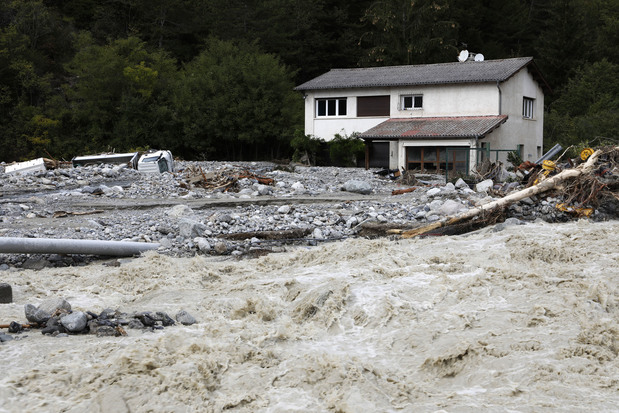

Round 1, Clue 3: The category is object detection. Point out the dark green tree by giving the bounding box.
[173,37,301,160]
[63,34,179,154]
[545,60,619,150]
[359,0,459,66]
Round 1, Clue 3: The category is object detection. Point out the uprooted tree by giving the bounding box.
[390,146,619,238]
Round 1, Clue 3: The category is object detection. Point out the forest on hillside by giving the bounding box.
[0,0,617,163]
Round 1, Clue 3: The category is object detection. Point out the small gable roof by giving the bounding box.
[295,57,547,91]
[359,116,508,140]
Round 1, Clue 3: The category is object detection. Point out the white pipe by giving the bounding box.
[0,237,160,256]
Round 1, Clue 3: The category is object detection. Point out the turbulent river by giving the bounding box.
[1,219,618,412]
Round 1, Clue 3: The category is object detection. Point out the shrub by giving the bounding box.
[328,133,365,167]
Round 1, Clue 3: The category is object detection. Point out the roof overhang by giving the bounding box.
[359,115,508,140]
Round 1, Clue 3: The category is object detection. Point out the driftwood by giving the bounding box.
[219,228,312,241]
[392,187,417,195]
[391,149,605,239]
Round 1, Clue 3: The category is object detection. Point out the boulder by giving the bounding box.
[60,311,88,333]
[342,180,372,195]
[0,283,12,304]
[38,298,72,315]
[454,178,469,189]
[175,311,197,326]
[427,187,441,197]
[277,205,291,214]
[25,304,51,324]
[439,199,465,216]
[178,218,207,238]
[166,204,194,218]
[475,179,494,193]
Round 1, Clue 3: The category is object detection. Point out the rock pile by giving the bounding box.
[3,297,197,339]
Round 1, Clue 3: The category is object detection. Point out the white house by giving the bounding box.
[294,55,550,173]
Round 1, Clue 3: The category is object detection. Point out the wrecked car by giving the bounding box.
[137,150,175,173]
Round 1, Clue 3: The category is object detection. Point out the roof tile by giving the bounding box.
[295,57,533,91]
[359,116,508,139]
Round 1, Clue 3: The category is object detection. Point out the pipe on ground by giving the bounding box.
[0,237,160,257]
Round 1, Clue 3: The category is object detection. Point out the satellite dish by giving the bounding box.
[458,50,469,62]
[474,53,485,62]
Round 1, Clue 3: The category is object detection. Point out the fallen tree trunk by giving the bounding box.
[219,228,311,241]
[393,149,604,239]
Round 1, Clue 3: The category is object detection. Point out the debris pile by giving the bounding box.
[180,165,274,192]
[391,146,619,238]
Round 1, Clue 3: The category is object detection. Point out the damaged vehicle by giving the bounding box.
[137,150,175,173]
[72,152,139,169]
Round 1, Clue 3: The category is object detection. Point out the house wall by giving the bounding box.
[482,68,545,162]
[303,84,499,141]
[302,88,391,140]
[302,65,545,171]
[391,83,498,117]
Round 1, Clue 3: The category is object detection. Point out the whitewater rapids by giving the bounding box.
[0,219,617,412]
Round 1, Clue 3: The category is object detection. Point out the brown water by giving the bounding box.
[1,220,618,412]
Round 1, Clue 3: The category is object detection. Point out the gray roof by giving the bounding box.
[295,57,535,91]
[359,116,508,140]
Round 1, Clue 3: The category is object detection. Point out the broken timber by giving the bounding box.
[391,149,604,238]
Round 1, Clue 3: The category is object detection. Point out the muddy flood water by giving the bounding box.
[1,219,618,412]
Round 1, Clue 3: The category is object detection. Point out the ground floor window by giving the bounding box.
[406,146,467,172]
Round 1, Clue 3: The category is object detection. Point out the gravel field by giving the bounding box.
[0,159,614,268]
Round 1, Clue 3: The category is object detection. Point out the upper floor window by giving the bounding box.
[523,97,534,119]
[401,94,423,110]
[316,97,347,117]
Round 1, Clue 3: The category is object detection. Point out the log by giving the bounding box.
[397,149,604,238]
[392,187,417,195]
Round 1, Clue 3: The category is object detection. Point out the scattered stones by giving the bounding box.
[0,160,598,266]
[5,299,199,338]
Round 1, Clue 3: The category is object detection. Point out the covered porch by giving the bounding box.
[360,115,508,173]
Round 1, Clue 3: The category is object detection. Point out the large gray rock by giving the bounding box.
[439,199,465,216]
[342,180,372,195]
[25,304,51,324]
[175,311,197,326]
[427,187,441,197]
[60,311,88,333]
[38,298,72,315]
[166,204,194,218]
[455,178,469,189]
[178,218,207,238]
[475,179,494,193]
[0,283,12,304]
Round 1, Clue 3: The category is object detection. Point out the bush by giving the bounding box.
[328,133,365,167]
[291,130,324,165]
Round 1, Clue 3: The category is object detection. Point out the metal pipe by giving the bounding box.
[0,237,160,256]
[496,81,502,115]
[535,143,563,164]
